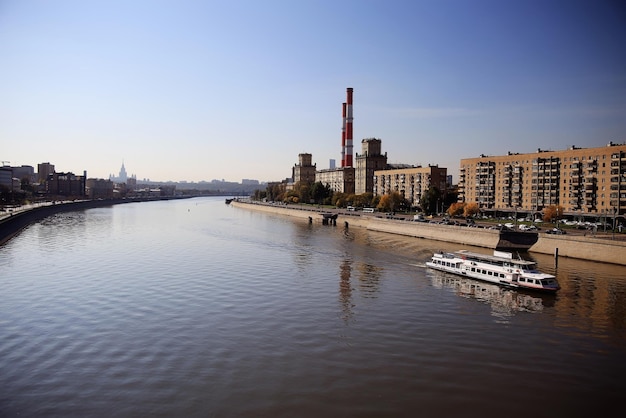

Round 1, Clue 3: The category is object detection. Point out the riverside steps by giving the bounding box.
[230,200,626,266]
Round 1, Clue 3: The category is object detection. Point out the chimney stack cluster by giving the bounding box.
[341,88,354,167]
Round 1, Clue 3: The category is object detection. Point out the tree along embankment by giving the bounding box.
[230,200,626,266]
[0,197,193,246]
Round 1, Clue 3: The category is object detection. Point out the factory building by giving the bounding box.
[316,87,357,194]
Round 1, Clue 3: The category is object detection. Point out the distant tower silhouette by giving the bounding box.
[119,161,128,183]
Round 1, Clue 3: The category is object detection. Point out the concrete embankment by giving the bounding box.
[231,200,626,266]
[231,201,500,249]
[0,197,193,246]
[529,234,626,265]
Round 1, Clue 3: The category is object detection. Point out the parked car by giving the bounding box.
[546,228,566,235]
[519,224,537,231]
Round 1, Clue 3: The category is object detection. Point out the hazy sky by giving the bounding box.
[1,0,625,183]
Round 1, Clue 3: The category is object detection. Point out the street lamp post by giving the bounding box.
[613,207,617,240]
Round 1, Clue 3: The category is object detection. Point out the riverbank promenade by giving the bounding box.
[230,200,626,266]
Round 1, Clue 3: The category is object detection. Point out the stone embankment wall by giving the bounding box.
[0,199,131,245]
[231,201,626,266]
[529,234,626,265]
[0,197,193,246]
[365,218,501,248]
[231,201,501,249]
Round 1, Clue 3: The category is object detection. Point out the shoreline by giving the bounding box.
[0,196,195,246]
[230,200,626,266]
[2,197,622,265]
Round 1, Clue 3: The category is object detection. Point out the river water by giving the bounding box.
[1,196,624,417]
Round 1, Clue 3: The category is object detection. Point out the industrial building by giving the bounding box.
[314,87,358,194]
[290,87,447,201]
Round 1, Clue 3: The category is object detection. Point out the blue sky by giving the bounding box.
[1,0,625,183]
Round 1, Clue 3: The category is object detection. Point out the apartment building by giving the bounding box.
[316,167,355,194]
[458,142,626,216]
[373,164,448,208]
[354,138,387,194]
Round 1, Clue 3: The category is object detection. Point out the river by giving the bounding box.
[1,196,624,417]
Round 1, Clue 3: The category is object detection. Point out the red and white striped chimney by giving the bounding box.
[341,102,347,167]
[345,87,354,167]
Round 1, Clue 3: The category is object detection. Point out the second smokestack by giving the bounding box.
[345,87,353,167]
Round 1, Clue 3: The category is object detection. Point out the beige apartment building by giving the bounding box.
[458,142,626,217]
[373,165,448,208]
[316,167,355,194]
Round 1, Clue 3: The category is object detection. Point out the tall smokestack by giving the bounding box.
[341,102,346,167]
[345,87,354,167]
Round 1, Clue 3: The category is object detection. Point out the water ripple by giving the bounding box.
[1,197,625,417]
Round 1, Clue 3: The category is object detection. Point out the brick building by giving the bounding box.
[373,165,448,208]
[458,142,626,217]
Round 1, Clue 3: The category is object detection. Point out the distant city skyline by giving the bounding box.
[2,0,625,183]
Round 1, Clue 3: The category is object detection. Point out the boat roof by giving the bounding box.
[452,250,537,266]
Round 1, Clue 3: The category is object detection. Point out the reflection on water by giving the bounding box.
[428,269,555,320]
[339,257,353,322]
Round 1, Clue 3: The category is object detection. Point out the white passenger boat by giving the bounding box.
[426,250,560,292]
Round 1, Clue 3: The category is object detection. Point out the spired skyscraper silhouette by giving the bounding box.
[109,161,134,184]
[118,161,128,183]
